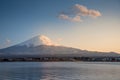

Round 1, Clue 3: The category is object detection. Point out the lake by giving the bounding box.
[0,62,120,80]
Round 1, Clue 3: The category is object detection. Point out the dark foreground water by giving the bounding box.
[0,62,120,80]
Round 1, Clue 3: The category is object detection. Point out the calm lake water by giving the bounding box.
[0,62,120,80]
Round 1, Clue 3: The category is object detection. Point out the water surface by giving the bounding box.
[0,62,120,80]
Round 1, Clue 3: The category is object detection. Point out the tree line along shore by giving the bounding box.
[0,57,120,62]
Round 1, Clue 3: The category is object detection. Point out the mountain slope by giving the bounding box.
[0,35,120,58]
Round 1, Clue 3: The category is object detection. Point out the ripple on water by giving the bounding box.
[0,62,120,80]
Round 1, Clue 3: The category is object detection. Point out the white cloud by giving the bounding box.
[74,4,101,17]
[59,14,70,20]
[0,38,11,49]
[59,14,82,22]
[4,39,11,48]
[39,35,60,46]
[6,39,11,44]
[71,15,82,22]
[59,4,101,22]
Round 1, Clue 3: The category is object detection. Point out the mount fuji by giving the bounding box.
[18,35,43,47]
[0,35,120,58]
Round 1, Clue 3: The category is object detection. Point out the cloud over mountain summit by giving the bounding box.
[40,35,58,46]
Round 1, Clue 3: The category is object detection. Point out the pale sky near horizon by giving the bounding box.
[0,0,120,53]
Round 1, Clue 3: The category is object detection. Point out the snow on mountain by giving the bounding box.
[19,35,42,47]
[18,35,57,47]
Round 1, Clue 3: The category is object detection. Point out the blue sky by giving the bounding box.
[0,0,120,53]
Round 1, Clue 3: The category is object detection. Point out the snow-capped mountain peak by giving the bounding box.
[19,35,42,47]
[18,35,57,47]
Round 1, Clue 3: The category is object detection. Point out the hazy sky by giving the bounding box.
[0,0,120,53]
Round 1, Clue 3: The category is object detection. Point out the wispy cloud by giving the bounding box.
[0,38,11,49]
[4,39,11,48]
[6,39,11,44]
[59,14,82,22]
[39,35,60,46]
[59,4,101,22]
